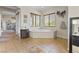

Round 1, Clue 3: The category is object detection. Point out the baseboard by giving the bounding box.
[57,37,67,40]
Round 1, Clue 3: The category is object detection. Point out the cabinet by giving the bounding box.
[72,35,79,46]
[20,29,29,39]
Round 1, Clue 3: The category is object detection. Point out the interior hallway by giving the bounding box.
[0,32,68,53]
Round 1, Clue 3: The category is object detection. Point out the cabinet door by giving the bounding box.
[21,29,29,38]
[72,36,79,46]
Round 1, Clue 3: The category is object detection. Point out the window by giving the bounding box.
[32,14,36,26]
[44,15,49,26]
[49,14,56,26]
[31,13,40,27]
[36,15,40,26]
[31,13,56,27]
[44,14,56,27]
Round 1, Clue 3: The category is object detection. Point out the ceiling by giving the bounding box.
[18,6,56,12]
[0,6,67,16]
[0,6,53,15]
[0,6,67,12]
[29,6,52,10]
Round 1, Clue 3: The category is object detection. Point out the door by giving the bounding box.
[69,17,79,53]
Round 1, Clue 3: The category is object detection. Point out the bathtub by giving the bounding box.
[30,29,55,38]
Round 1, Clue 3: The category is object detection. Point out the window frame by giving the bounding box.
[31,13,41,27]
[44,15,50,27]
[44,13,56,27]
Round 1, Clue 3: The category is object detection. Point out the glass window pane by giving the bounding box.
[50,14,56,26]
[36,15,40,27]
[32,15,36,26]
[44,15,49,26]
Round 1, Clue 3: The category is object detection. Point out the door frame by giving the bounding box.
[69,17,79,53]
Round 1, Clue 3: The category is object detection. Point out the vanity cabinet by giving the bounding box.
[72,35,79,46]
[72,19,79,46]
[20,29,29,39]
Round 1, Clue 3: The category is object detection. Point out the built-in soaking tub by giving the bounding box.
[30,29,55,38]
